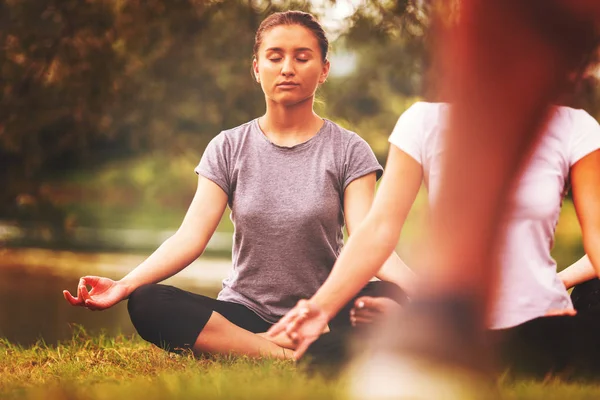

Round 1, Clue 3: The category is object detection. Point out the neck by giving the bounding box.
[261,96,321,136]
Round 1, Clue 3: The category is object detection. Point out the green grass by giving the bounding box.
[0,328,341,400]
[3,329,600,400]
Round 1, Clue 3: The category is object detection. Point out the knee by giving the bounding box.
[127,284,172,342]
[127,284,163,321]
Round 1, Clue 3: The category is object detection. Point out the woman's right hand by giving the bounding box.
[350,296,402,326]
[63,276,130,311]
[267,299,330,360]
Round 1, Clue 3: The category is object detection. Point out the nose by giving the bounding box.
[281,56,295,77]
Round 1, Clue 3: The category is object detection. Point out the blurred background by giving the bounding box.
[1,0,598,346]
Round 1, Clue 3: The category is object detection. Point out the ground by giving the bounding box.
[3,330,600,400]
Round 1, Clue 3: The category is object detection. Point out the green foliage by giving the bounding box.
[0,0,433,220]
[2,0,598,238]
[1,0,271,219]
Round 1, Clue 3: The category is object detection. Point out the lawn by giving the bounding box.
[2,329,600,400]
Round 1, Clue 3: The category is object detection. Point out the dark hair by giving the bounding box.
[253,11,329,63]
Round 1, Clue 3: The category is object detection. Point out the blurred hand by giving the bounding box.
[350,296,402,326]
[63,276,129,311]
[267,299,329,360]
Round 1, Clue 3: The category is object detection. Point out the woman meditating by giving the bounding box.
[63,11,412,359]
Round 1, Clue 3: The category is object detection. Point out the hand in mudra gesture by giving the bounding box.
[63,276,128,311]
[267,299,330,360]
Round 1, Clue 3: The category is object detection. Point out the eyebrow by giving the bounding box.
[265,47,314,53]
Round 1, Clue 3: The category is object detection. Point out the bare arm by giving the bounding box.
[314,146,423,318]
[119,175,228,295]
[64,175,228,309]
[558,254,594,290]
[571,149,600,288]
[342,170,417,296]
[375,254,417,298]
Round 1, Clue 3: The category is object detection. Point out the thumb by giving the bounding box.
[63,290,81,306]
[355,296,380,312]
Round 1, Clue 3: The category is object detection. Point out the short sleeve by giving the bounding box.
[342,134,383,190]
[194,133,231,195]
[388,102,427,164]
[569,109,600,166]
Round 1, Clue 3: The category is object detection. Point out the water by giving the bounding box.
[0,268,136,345]
[0,251,227,346]
[0,240,583,347]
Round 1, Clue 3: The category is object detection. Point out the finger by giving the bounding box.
[81,276,101,295]
[77,278,86,300]
[268,300,312,338]
[82,276,100,286]
[353,309,379,320]
[267,323,285,338]
[85,299,102,311]
[351,315,375,326]
[353,316,375,325]
[293,336,316,360]
[355,296,378,311]
[355,297,367,309]
[357,296,386,312]
[79,284,92,303]
[63,290,82,306]
[268,311,300,337]
[285,314,309,341]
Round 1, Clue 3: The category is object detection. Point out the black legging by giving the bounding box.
[305,278,600,379]
[493,278,600,378]
[127,280,407,353]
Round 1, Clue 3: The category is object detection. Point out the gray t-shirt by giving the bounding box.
[195,118,383,323]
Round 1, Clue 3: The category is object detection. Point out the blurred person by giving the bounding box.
[272,102,600,382]
[270,3,600,395]
[62,10,415,359]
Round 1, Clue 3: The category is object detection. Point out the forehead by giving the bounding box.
[260,24,320,52]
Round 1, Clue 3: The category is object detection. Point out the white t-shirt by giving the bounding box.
[389,102,600,329]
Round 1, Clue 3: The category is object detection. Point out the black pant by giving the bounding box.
[305,278,600,379]
[127,280,407,353]
[493,278,600,378]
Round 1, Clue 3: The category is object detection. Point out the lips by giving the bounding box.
[276,82,299,88]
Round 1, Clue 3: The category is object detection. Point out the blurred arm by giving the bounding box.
[119,175,228,295]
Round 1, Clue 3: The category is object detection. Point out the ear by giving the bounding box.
[253,58,260,83]
[319,59,330,84]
